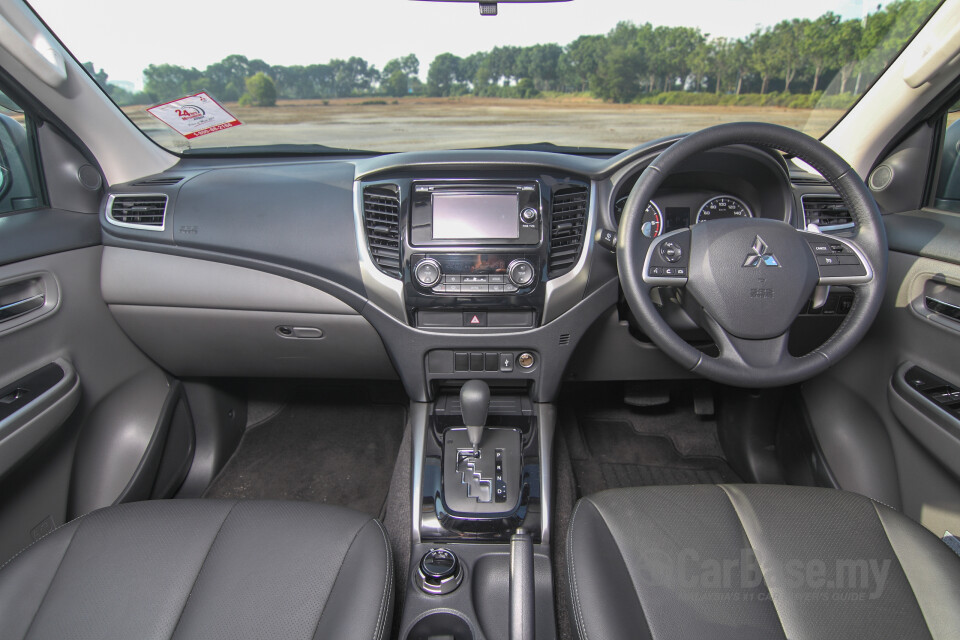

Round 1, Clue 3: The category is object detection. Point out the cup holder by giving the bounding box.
[405,611,474,640]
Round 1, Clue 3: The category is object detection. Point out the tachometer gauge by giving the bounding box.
[614,196,663,238]
[695,196,752,223]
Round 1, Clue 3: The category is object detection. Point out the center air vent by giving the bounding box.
[107,194,168,230]
[548,185,589,276]
[802,194,854,232]
[362,184,402,277]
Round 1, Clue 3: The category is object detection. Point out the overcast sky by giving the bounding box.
[28,0,886,90]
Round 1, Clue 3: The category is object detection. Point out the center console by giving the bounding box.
[404,179,549,332]
[358,171,588,638]
[401,383,557,640]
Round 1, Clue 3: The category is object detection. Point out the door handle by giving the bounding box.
[0,293,44,322]
[926,296,960,322]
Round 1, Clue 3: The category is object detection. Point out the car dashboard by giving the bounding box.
[99,137,852,402]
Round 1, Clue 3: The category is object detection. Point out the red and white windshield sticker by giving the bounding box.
[147,92,241,139]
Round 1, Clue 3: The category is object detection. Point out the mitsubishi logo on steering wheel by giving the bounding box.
[742,235,781,268]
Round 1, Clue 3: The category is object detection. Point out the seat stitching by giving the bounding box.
[19,516,86,640]
[717,485,789,639]
[371,518,392,640]
[168,500,239,640]
[870,501,935,640]
[582,496,657,640]
[309,517,371,640]
[0,512,90,574]
[567,499,590,640]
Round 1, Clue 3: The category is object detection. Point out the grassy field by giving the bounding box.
[126,96,844,153]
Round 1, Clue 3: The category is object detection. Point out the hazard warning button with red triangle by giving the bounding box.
[463,312,487,327]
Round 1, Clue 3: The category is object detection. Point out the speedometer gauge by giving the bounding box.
[695,196,752,223]
[614,196,664,238]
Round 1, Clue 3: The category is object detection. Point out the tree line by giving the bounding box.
[88,0,936,108]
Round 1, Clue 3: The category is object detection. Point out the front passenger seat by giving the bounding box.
[0,499,393,640]
[568,485,960,639]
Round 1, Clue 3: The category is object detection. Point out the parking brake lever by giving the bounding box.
[510,528,535,640]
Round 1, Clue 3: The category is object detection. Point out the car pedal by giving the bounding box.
[624,382,670,408]
[693,388,715,416]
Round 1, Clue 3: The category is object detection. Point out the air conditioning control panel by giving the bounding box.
[410,254,539,295]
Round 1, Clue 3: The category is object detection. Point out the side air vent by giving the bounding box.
[801,194,854,232]
[548,185,589,276]
[132,176,183,186]
[362,184,402,277]
[107,194,168,230]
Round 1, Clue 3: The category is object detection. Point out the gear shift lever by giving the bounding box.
[460,380,490,453]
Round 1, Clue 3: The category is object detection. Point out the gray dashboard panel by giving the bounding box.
[170,162,365,294]
[101,247,355,314]
[109,305,397,379]
[96,140,824,399]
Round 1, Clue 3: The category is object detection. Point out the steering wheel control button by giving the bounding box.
[595,228,618,252]
[415,259,442,287]
[520,207,539,224]
[659,242,683,262]
[417,548,464,595]
[644,230,691,285]
[804,234,870,284]
[499,353,514,372]
[517,352,535,369]
[508,260,535,287]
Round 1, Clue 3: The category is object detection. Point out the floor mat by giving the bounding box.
[552,387,740,640]
[564,413,740,498]
[204,400,405,517]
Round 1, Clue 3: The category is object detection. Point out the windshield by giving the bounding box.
[30,0,940,154]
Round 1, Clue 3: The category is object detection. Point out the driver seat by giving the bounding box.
[567,484,960,639]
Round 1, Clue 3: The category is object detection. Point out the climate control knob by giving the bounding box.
[507,259,535,287]
[414,259,442,287]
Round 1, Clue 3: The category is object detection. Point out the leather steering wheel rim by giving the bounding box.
[617,122,888,388]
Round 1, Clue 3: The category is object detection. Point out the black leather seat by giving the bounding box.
[0,499,393,640]
[567,485,960,639]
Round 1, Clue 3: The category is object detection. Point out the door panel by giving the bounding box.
[803,209,960,537]
[0,245,165,562]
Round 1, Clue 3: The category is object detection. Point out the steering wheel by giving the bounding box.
[617,123,887,388]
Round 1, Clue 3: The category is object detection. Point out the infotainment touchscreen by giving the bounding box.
[431,193,520,240]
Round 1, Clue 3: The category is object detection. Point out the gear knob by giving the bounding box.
[460,380,490,449]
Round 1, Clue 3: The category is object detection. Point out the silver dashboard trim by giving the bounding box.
[352,180,407,322]
[542,181,598,324]
[409,401,430,545]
